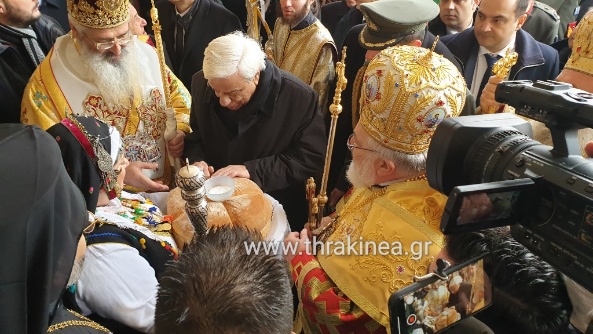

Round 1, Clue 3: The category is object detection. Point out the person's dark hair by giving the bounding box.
[154,226,293,334]
[444,227,510,263]
[483,237,572,334]
[514,0,530,18]
[445,229,573,334]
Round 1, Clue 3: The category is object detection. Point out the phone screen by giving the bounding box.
[390,254,492,334]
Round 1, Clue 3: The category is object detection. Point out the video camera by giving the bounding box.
[426,80,593,293]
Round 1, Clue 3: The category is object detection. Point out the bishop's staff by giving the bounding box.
[307,47,347,231]
[150,0,182,171]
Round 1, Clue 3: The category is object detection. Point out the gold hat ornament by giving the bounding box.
[359,45,466,154]
[68,0,129,29]
[565,11,593,76]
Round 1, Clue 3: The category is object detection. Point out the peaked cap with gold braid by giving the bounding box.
[565,11,593,77]
[359,45,466,154]
[67,0,129,29]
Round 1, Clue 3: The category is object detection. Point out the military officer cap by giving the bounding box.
[359,0,439,50]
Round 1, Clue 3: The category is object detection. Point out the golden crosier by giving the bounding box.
[307,47,348,233]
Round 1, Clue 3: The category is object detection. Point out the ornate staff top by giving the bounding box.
[307,47,347,231]
[487,49,518,114]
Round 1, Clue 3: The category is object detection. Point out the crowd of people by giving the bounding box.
[1,0,593,332]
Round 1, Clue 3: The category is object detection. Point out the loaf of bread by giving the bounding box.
[167,178,273,248]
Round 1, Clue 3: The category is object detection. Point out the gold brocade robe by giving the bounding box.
[291,179,446,333]
[21,35,191,181]
[271,18,336,113]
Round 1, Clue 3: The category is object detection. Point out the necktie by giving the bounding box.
[476,53,502,107]
[175,14,186,68]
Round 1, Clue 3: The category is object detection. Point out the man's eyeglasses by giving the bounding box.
[82,31,133,50]
[347,133,377,153]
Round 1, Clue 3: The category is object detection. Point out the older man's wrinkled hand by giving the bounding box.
[167,130,185,157]
[192,161,214,178]
[212,165,250,179]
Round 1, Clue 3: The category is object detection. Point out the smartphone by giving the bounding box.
[440,178,536,234]
[388,253,492,334]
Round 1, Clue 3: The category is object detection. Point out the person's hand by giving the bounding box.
[212,165,250,178]
[124,161,169,192]
[166,130,185,157]
[480,76,505,114]
[192,161,214,178]
[283,229,310,263]
[305,216,332,239]
[329,188,345,210]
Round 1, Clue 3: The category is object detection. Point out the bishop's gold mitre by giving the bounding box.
[68,0,130,29]
[359,45,466,154]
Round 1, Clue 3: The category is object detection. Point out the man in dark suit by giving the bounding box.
[321,0,355,40]
[185,32,327,231]
[441,0,559,107]
[156,0,242,90]
[429,0,479,37]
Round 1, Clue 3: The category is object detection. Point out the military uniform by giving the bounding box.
[523,1,561,44]
[540,0,579,38]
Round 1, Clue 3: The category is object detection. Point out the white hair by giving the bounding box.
[203,31,266,81]
[365,135,428,174]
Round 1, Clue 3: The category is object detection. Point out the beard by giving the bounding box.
[79,40,141,109]
[280,2,310,26]
[67,255,85,288]
[4,1,41,28]
[346,157,377,189]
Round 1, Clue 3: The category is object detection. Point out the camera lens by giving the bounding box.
[464,129,541,184]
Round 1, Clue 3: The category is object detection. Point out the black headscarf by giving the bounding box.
[0,124,87,333]
[47,116,119,213]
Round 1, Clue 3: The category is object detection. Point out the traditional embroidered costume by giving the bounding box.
[21,0,191,183]
[291,45,467,333]
[47,116,177,333]
[269,12,337,113]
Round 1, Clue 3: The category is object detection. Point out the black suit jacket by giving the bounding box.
[441,28,560,90]
[40,0,69,32]
[321,0,351,41]
[156,0,242,90]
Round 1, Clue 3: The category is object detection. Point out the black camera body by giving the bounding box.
[426,80,593,292]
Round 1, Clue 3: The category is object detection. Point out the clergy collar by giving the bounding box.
[292,11,316,30]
